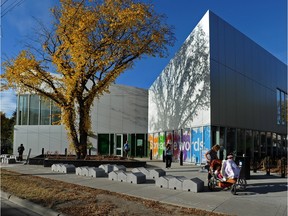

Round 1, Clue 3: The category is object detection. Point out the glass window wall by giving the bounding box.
[51,102,61,125]
[18,95,28,125]
[226,128,236,155]
[40,98,50,125]
[236,129,245,157]
[260,132,266,159]
[246,130,253,158]
[266,132,272,157]
[253,131,260,162]
[29,95,39,125]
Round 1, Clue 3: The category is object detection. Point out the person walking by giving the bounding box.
[18,144,25,161]
[124,141,130,158]
[165,144,172,168]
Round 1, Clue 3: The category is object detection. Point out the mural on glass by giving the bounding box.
[153,133,159,159]
[191,127,203,164]
[202,126,211,163]
[148,133,153,157]
[166,131,173,155]
[182,129,191,162]
[148,12,210,133]
[191,126,211,164]
[159,132,165,159]
[173,130,181,160]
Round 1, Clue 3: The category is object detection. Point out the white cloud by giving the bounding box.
[0,89,17,118]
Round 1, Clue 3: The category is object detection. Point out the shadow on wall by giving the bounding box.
[149,24,210,132]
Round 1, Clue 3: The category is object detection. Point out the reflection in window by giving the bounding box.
[276,89,287,125]
[260,132,266,158]
[29,95,39,125]
[40,98,50,125]
[246,130,253,158]
[226,128,236,155]
[51,102,61,125]
[18,95,28,125]
[236,129,245,157]
[266,132,272,156]
[253,131,260,160]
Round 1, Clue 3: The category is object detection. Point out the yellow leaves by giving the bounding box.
[2,0,174,154]
[2,51,43,91]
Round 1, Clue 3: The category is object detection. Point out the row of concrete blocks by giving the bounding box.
[111,167,204,192]
[0,155,17,164]
[155,175,204,193]
[51,163,127,177]
[51,164,203,192]
[108,167,166,183]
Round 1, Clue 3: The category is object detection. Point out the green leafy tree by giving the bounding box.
[1,0,174,158]
[1,111,16,154]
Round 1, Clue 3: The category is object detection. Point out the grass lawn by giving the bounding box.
[1,168,230,216]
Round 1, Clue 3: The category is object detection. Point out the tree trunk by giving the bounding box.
[77,102,90,159]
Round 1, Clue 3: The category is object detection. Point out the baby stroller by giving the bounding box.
[207,159,247,195]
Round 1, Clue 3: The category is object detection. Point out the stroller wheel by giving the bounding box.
[237,178,247,190]
[231,184,237,195]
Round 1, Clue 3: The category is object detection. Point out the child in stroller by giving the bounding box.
[208,153,247,194]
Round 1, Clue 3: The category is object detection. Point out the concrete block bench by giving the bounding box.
[113,165,126,172]
[7,158,16,164]
[108,170,126,181]
[81,167,90,176]
[155,175,174,189]
[168,176,188,190]
[127,172,146,184]
[61,164,76,173]
[99,164,115,173]
[132,167,150,179]
[76,166,89,176]
[51,163,63,172]
[118,171,128,182]
[88,167,107,178]
[182,177,204,192]
[149,168,166,179]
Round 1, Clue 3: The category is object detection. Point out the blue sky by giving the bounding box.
[1,0,287,117]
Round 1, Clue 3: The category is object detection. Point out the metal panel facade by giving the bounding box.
[209,11,287,134]
[92,84,148,134]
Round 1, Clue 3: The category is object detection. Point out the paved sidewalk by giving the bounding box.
[1,159,287,216]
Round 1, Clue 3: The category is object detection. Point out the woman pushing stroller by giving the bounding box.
[205,144,221,181]
[208,152,245,194]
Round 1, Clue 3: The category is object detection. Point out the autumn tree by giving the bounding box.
[1,0,174,159]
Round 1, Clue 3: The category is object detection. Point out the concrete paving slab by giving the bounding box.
[1,160,287,216]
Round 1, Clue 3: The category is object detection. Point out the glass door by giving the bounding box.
[116,134,123,156]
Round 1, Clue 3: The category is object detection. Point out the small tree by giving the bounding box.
[0,111,16,154]
[1,0,174,159]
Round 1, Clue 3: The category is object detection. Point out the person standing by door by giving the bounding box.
[18,144,25,161]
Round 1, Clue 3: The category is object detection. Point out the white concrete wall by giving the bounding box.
[13,125,68,158]
[148,11,211,133]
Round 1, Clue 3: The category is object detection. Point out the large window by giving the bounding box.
[29,95,39,125]
[17,94,62,125]
[40,98,50,125]
[226,128,236,155]
[18,95,28,125]
[277,89,287,125]
[51,102,61,125]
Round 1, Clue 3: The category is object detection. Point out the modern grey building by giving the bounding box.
[148,11,287,164]
[13,84,148,158]
[13,10,287,164]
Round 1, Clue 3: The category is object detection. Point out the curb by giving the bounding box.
[1,190,66,216]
